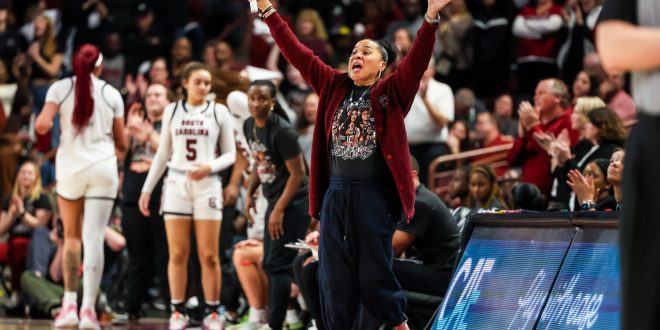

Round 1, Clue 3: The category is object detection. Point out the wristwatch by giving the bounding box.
[581,201,596,211]
[424,12,441,25]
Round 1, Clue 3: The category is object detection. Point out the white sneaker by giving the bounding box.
[54,302,79,328]
[203,312,223,330]
[228,321,265,330]
[169,311,189,330]
[78,307,100,330]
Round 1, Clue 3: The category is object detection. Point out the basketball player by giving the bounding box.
[35,44,127,330]
[139,62,236,330]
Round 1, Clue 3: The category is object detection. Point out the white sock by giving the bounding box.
[286,309,300,323]
[249,307,266,323]
[63,291,77,305]
[81,199,114,305]
[81,296,96,310]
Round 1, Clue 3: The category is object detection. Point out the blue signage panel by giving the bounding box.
[537,228,620,330]
[431,227,575,330]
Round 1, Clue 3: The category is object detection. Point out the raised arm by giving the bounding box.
[258,0,337,93]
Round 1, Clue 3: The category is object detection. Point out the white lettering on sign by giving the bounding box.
[436,258,495,329]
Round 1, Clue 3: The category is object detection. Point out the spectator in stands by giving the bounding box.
[124,2,163,76]
[558,0,603,87]
[170,36,194,83]
[295,9,334,64]
[512,0,564,97]
[26,14,63,114]
[465,164,508,209]
[385,0,425,41]
[216,41,246,73]
[0,89,33,199]
[599,71,637,123]
[120,84,171,320]
[499,167,521,204]
[0,160,52,310]
[405,59,455,185]
[297,91,318,166]
[567,148,625,211]
[392,27,413,62]
[507,78,580,198]
[453,87,484,128]
[566,158,616,211]
[447,119,470,154]
[508,182,547,211]
[392,156,460,297]
[469,0,513,99]
[474,111,512,151]
[203,41,217,71]
[0,58,17,130]
[546,107,625,210]
[125,57,170,107]
[437,0,473,90]
[99,31,125,90]
[445,164,472,210]
[0,4,27,80]
[570,70,603,108]
[494,93,518,138]
[148,57,170,86]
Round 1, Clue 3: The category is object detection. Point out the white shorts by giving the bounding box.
[56,156,119,200]
[161,170,223,221]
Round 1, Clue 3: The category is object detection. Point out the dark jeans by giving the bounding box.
[121,203,169,314]
[293,253,325,330]
[319,177,406,329]
[263,195,310,330]
[621,114,660,330]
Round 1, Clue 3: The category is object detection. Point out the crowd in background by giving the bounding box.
[0,0,635,328]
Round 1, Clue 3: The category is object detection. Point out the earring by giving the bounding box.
[270,107,274,112]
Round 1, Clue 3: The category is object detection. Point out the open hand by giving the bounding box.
[567,169,596,205]
[427,0,453,18]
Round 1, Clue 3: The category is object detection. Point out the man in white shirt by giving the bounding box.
[405,59,454,185]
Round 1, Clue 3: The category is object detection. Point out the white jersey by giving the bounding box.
[45,75,124,179]
[142,100,236,194]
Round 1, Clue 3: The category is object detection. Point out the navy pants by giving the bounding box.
[319,177,407,329]
[263,195,310,330]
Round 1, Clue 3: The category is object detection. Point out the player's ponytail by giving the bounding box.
[249,80,290,122]
[72,44,101,133]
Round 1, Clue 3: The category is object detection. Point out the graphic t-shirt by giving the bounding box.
[244,114,308,202]
[330,86,386,177]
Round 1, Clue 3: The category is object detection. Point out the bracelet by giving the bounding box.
[424,12,441,25]
[258,5,275,19]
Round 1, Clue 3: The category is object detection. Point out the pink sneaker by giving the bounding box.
[54,302,79,328]
[78,307,101,330]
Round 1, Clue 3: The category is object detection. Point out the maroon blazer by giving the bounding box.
[264,13,437,222]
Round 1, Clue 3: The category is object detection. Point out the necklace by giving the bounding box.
[252,121,262,145]
[348,86,371,109]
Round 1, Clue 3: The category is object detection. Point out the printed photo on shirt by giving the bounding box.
[331,98,377,160]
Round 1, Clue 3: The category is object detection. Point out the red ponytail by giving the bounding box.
[72,44,100,132]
